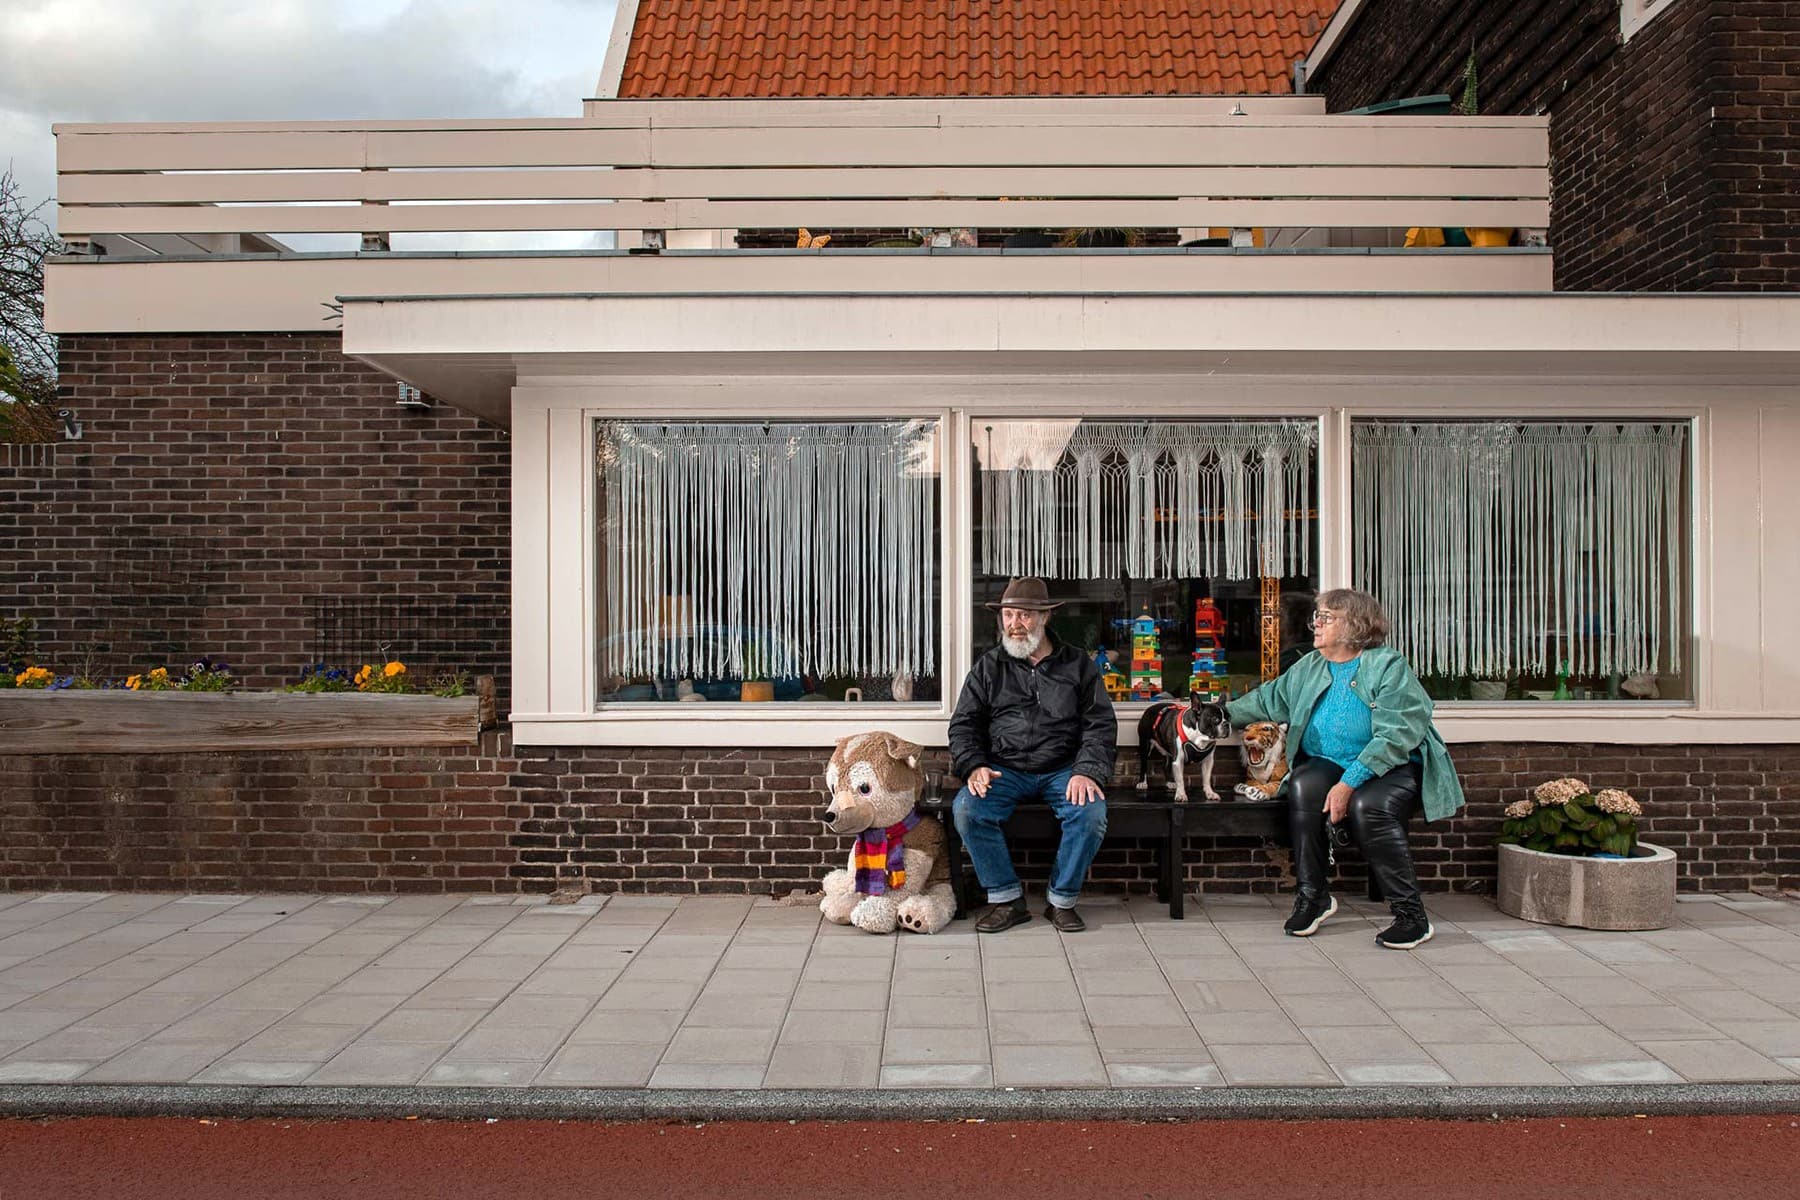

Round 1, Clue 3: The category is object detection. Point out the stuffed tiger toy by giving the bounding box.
[1233,721,1290,799]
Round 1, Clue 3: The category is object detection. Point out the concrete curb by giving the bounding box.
[3,1083,1798,1123]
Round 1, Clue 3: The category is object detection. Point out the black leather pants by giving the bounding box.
[1285,757,1426,915]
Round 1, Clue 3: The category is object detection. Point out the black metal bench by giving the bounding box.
[919,784,1286,921]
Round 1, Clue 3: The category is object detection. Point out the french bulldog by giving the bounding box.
[1135,700,1232,802]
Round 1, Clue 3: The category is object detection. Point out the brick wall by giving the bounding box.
[0,335,510,692]
[1706,2,1800,289]
[6,342,1796,901]
[5,738,1795,897]
[1309,0,1800,292]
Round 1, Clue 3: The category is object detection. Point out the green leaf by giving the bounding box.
[1453,46,1480,117]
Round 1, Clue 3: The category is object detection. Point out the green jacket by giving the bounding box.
[1225,646,1466,822]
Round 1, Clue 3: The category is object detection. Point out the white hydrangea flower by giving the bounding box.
[1534,777,1589,806]
[1595,788,1642,816]
[1503,799,1535,819]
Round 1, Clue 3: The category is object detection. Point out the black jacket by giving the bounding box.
[948,637,1117,785]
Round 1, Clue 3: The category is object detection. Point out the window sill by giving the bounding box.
[512,706,950,748]
[511,702,1800,749]
[1432,706,1800,745]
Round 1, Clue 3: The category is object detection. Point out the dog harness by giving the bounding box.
[853,808,922,895]
[1151,703,1199,751]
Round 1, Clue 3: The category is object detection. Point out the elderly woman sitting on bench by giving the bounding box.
[1227,587,1465,950]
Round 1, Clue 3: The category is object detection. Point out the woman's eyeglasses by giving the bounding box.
[1309,611,1339,628]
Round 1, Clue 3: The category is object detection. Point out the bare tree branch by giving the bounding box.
[1,167,60,418]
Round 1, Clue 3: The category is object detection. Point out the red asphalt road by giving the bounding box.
[3,1115,1797,1198]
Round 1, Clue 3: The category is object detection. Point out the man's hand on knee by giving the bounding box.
[967,766,1001,798]
[1066,774,1103,806]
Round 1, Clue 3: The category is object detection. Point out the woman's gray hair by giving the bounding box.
[1315,588,1390,649]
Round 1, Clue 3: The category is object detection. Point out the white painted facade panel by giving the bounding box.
[494,348,1800,749]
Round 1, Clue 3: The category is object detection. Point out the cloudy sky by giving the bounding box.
[1,0,621,218]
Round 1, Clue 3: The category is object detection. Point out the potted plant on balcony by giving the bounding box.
[1496,777,1675,930]
[1451,49,1513,249]
[1059,227,1144,249]
[1405,50,1513,250]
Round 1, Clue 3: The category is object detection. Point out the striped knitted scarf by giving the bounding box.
[853,809,922,895]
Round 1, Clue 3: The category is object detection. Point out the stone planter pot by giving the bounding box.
[1496,841,1676,931]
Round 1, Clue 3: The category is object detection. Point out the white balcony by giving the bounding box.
[46,97,1552,334]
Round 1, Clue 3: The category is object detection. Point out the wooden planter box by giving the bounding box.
[0,679,494,754]
[1496,840,1677,931]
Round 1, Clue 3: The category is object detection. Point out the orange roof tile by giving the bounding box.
[618,1,1339,98]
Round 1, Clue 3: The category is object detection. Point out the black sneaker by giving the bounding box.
[1283,891,1336,937]
[975,898,1031,934]
[1375,908,1434,949]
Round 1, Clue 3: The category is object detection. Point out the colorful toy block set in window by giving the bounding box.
[1095,597,1240,704]
[1188,598,1226,702]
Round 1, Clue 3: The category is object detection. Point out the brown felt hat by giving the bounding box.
[983,577,1065,612]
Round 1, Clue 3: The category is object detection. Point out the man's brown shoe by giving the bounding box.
[1047,905,1086,933]
[975,899,1031,934]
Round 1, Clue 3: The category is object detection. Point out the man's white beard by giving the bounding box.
[1001,627,1045,659]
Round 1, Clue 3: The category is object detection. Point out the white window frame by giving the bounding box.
[1329,397,1715,748]
[1339,407,1702,716]
[513,379,968,747]
[589,412,951,717]
[1621,0,1678,41]
[512,373,1744,748]
[966,407,1332,721]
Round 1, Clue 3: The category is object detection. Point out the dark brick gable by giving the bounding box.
[1309,0,1800,292]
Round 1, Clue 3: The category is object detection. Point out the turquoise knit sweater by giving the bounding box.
[1300,656,1375,788]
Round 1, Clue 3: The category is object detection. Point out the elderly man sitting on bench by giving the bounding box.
[948,577,1117,933]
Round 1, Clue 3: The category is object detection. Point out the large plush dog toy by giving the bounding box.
[819,731,956,934]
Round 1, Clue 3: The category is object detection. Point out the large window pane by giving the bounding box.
[595,419,941,704]
[1352,419,1690,702]
[972,419,1320,702]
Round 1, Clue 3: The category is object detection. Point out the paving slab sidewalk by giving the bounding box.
[2,888,1799,1096]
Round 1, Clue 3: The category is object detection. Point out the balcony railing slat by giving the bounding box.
[59,198,1551,237]
[60,166,1551,206]
[58,120,1547,173]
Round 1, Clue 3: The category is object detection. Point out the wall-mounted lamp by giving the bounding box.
[1228,102,1248,117]
[396,383,432,412]
[56,408,83,441]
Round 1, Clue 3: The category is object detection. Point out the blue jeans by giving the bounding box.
[951,766,1108,910]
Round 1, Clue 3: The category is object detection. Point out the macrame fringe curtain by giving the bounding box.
[978,421,1317,580]
[598,421,938,683]
[1353,421,1686,681]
